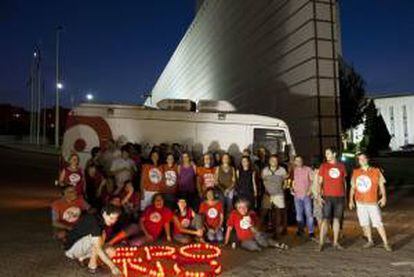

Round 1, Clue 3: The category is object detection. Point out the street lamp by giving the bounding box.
[57,82,63,89]
[86,93,94,101]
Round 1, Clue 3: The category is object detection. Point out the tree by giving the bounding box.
[339,59,368,131]
[360,100,391,155]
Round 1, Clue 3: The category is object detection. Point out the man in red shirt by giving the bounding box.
[224,198,288,251]
[317,147,347,251]
[51,186,90,242]
[107,193,173,246]
[349,153,392,251]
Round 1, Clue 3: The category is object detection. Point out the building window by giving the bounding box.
[389,106,395,136]
[403,105,408,144]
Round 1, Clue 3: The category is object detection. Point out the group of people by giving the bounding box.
[51,139,392,275]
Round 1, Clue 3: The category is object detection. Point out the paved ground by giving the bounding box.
[0,147,413,276]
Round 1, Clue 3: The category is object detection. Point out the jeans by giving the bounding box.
[294,196,314,234]
[240,232,272,251]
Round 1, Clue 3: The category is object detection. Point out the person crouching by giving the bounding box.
[224,198,288,251]
[173,197,204,243]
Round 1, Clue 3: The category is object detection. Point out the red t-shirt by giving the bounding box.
[227,210,257,241]
[142,164,164,192]
[319,162,347,197]
[161,165,178,194]
[51,198,89,228]
[63,167,85,196]
[199,201,223,229]
[197,166,216,193]
[141,205,173,239]
[173,208,194,235]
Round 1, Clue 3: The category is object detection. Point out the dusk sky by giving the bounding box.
[1,0,413,108]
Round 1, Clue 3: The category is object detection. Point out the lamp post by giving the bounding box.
[54,26,63,148]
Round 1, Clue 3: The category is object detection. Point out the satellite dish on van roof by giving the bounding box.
[156,99,196,111]
[197,100,236,112]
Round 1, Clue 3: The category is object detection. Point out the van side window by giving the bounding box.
[253,128,287,156]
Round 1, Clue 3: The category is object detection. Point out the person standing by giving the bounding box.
[215,153,236,215]
[196,153,217,197]
[349,153,392,251]
[140,150,164,211]
[177,152,199,211]
[236,156,257,210]
[161,153,179,210]
[261,154,288,237]
[110,145,136,195]
[317,147,347,251]
[292,155,314,239]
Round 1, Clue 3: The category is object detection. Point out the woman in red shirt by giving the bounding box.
[172,197,204,244]
[161,153,178,210]
[59,153,85,197]
[199,188,224,242]
[140,150,164,211]
[196,153,217,197]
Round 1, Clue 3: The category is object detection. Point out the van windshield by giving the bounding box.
[253,128,287,157]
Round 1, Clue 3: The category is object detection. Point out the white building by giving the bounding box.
[351,93,414,151]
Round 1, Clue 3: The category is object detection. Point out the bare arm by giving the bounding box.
[164,221,172,242]
[224,226,233,245]
[349,177,356,210]
[172,216,200,236]
[90,234,120,274]
[121,183,134,205]
[252,171,258,197]
[58,170,66,186]
[378,173,387,207]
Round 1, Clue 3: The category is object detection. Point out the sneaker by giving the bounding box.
[384,244,393,252]
[363,241,374,249]
[333,243,344,250]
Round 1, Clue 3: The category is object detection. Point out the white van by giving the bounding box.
[62,102,295,167]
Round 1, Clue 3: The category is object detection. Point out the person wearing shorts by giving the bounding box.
[317,147,347,251]
[64,205,121,275]
[140,150,164,211]
[349,153,392,251]
[261,155,288,237]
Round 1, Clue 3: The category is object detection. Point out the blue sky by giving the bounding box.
[0,0,412,108]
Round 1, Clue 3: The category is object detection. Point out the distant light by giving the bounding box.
[57,83,63,89]
[341,156,346,162]
[33,52,37,58]
[86,93,94,101]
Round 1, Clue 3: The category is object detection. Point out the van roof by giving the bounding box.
[73,103,288,128]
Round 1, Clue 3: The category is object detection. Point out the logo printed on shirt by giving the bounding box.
[240,216,252,230]
[181,218,191,228]
[356,175,372,193]
[164,170,177,187]
[204,173,215,188]
[62,206,81,223]
[68,173,81,185]
[149,212,162,223]
[149,168,162,184]
[207,207,218,218]
[328,168,340,179]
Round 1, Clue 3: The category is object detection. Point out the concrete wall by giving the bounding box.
[148,0,341,159]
